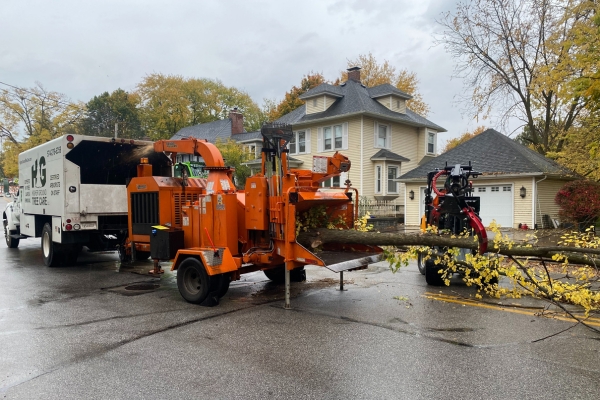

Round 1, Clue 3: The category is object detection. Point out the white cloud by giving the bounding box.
[0,0,494,140]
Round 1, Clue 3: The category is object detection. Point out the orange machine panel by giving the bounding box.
[244,176,268,230]
[212,193,239,255]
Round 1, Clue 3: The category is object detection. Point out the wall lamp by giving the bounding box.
[409,190,415,200]
[520,186,526,198]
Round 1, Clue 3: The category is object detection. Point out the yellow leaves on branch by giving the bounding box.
[386,223,600,317]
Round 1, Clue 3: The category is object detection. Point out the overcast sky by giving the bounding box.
[1,0,485,145]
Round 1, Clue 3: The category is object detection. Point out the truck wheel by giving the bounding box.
[4,225,19,248]
[263,265,306,283]
[216,273,231,298]
[177,258,210,304]
[425,259,446,286]
[42,223,62,267]
[417,254,425,275]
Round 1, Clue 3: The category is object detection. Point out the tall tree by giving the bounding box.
[136,74,264,139]
[265,72,326,121]
[342,53,430,116]
[437,0,587,155]
[80,89,143,138]
[0,83,83,177]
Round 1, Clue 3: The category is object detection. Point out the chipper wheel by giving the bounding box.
[177,258,212,304]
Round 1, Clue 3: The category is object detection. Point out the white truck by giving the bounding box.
[3,134,169,266]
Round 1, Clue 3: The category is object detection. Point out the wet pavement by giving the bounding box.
[1,203,599,399]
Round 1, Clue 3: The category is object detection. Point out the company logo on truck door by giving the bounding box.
[31,157,48,205]
[32,157,47,188]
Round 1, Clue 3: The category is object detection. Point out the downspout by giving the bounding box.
[360,115,364,197]
[534,175,548,229]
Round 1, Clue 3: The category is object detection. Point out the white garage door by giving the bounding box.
[473,185,513,228]
[418,185,514,228]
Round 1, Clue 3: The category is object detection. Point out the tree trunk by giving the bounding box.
[296,229,600,267]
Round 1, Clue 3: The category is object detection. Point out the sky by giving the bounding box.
[1,0,487,145]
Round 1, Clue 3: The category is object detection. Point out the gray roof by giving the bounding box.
[299,83,344,99]
[370,149,410,162]
[367,84,412,100]
[171,119,262,143]
[275,79,445,132]
[171,119,234,142]
[398,129,578,181]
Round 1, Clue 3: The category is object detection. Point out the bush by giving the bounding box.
[555,180,600,226]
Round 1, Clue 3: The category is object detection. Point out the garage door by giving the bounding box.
[473,185,513,228]
[418,185,513,228]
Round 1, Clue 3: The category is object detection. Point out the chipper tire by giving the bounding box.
[417,253,426,275]
[177,258,211,304]
[263,265,306,284]
[425,259,446,286]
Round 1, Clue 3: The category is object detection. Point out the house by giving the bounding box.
[398,129,579,229]
[171,108,263,162]
[172,67,446,217]
[272,66,446,208]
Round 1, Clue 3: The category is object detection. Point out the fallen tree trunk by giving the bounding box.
[296,228,600,267]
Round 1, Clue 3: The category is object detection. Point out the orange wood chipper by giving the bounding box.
[124,123,382,307]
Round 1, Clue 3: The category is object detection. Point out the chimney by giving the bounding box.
[347,66,361,82]
[229,107,244,135]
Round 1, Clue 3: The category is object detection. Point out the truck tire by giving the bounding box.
[42,223,62,267]
[4,225,19,248]
[263,265,306,283]
[177,258,211,304]
[425,259,446,286]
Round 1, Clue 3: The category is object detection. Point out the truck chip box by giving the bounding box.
[3,134,170,266]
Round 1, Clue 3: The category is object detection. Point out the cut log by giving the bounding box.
[296,228,600,267]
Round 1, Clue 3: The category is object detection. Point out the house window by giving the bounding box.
[323,124,343,151]
[375,165,382,194]
[289,130,308,155]
[313,99,317,107]
[246,145,257,159]
[387,166,399,194]
[322,176,341,187]
[427,132,436,154]
[377,124,389,148]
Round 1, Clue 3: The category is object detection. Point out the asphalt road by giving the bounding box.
[1,197,599,399]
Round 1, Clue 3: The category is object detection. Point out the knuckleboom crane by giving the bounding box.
[126,124,382,307]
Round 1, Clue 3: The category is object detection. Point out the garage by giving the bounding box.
[472,184,513,228]
[418,184,513,229]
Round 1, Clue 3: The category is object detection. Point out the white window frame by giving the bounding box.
[317,123,348,153]
[321,176,341,188]
[289,129,311,155]
[387,165,399,194]
[375,165,382,194]
[374,122,391,149]
[427,131,436,154]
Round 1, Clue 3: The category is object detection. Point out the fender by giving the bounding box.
[3,202,20,231]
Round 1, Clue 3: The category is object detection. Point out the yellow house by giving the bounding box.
[398,129,578,229]
[273,67,446,210]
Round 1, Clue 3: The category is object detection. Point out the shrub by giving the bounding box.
[555,180,600,226]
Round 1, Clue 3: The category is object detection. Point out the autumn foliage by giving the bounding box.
[555,180,600,225]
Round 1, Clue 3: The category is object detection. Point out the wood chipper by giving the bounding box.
[126,123,383,307]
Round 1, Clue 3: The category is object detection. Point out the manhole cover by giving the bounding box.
[125,283,160,291]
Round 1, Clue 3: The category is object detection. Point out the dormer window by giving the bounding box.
[313,99,317,107]
[427,131,436,154]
